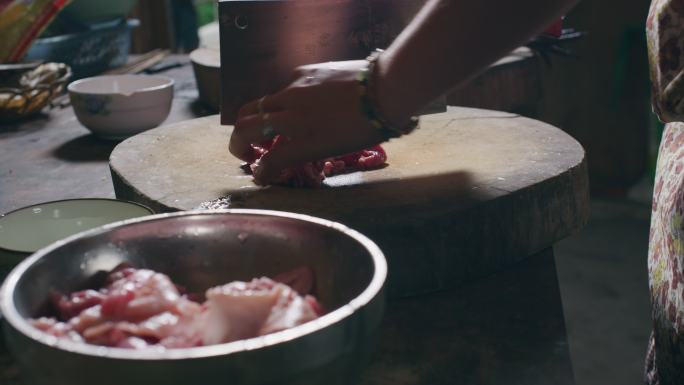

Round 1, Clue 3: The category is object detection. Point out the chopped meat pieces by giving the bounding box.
[31,265,323,350]
[202,277,319,345]
[244,135,387,187]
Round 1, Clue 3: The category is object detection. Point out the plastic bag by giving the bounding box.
[0,0,71,63]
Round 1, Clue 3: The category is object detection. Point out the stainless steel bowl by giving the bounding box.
[0,210,386,385]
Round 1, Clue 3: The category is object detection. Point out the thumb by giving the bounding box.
[252,140,307,185]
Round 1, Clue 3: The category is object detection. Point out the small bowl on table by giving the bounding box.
[0,198,153,279]
[68,74,174,140]
[0,209,387,385]
[0,198,153,377]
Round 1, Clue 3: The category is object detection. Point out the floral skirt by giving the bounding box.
[646,122,684,385]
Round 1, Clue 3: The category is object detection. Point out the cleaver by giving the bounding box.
[218,0,441,125]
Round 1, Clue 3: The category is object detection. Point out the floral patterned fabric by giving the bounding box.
[648,0,684,123]
[647,1,684,384]
[647,122,684,385]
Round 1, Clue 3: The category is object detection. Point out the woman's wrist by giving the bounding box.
[359,49,418,140]
[373,52,414,129]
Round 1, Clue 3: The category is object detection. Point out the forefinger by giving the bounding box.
[237,92,288,118]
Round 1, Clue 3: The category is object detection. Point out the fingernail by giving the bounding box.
[253,163,268,185]
[253,165,263,179]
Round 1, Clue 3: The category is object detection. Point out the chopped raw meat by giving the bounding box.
[272,266,315,295]
[243,136,387,187]
[322,145,388,174]
[51,289,105,321]
[31,265,323,350]
[201,277,320,344]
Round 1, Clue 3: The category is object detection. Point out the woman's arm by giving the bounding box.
[230,0,579,185]
[377,0,580,126]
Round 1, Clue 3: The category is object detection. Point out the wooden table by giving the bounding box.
[0,53,586,385]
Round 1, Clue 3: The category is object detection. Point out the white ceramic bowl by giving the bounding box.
[0,199,153,276]
[68,75,174,139]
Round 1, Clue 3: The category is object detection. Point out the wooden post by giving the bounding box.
[130,0,175,53]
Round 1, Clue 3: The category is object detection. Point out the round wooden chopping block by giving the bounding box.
[110,107,588,297]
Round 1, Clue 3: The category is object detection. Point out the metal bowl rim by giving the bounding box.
[0,209,387,360]
[0,198,154,254]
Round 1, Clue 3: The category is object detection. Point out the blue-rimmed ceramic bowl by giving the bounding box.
[68,74,174,139]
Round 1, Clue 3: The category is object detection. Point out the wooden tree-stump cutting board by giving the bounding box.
[110,107,588,297]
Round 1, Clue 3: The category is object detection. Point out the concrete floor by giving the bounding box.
[555,198,652,385]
